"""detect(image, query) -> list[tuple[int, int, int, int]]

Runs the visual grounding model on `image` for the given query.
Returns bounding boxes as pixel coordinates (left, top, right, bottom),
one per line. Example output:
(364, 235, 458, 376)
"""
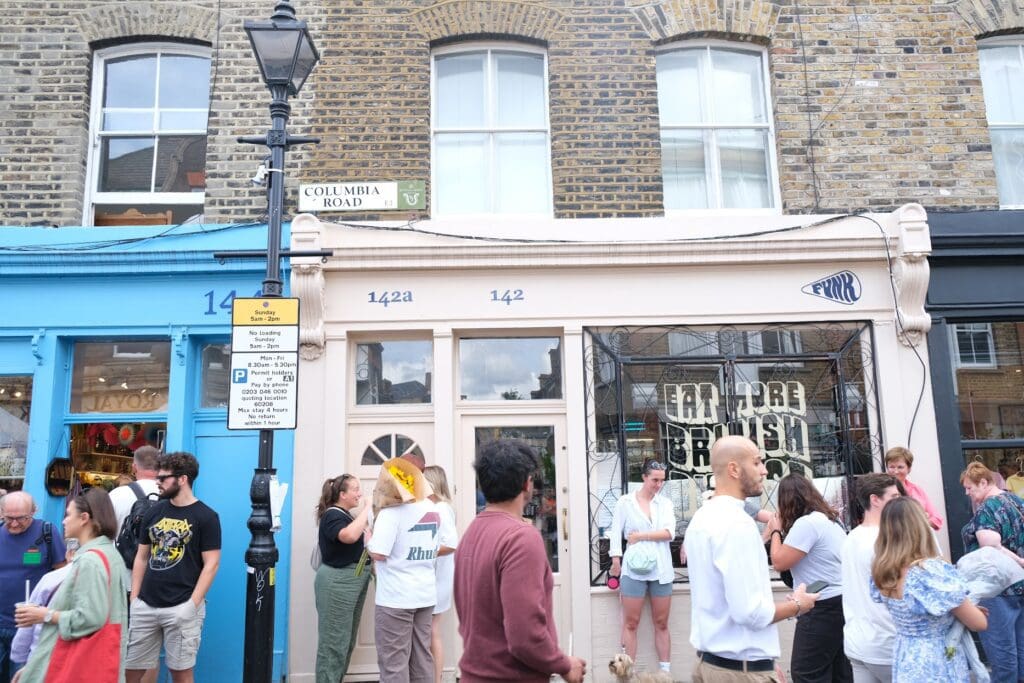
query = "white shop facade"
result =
(285, 204, 942, 682)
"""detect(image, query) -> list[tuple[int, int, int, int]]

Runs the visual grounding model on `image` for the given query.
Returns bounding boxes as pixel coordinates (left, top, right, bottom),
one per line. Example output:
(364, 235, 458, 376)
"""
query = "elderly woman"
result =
(14, 487, 127, 683)
(961, 462, 1024, 683)
(609, 459, 676, 676)
(885, 447, 942, 530)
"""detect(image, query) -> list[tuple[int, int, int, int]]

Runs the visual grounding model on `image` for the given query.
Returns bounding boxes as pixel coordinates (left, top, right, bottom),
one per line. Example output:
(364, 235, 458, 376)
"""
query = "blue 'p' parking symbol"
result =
(232, 369, 249, 384)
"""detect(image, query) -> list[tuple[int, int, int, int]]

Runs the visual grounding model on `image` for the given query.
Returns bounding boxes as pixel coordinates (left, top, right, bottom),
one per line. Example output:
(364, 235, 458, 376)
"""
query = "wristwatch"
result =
(43, 609, 55, 624)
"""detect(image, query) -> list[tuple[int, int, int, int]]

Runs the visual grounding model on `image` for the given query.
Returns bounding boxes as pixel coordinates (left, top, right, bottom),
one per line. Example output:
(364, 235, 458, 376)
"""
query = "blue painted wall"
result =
(0, 223, 294, 680)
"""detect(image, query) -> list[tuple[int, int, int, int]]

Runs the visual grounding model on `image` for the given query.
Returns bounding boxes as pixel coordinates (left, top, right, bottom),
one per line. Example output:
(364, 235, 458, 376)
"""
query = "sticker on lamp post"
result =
(228, 298, 300, 430)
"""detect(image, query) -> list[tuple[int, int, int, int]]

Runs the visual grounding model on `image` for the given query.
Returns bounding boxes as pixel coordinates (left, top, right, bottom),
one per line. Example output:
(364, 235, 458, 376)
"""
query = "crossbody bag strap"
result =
(85, 549, 114, 626)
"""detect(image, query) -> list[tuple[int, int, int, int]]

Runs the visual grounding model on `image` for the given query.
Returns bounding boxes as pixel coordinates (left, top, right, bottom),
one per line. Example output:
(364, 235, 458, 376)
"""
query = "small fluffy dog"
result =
(608, 653, 674, 683)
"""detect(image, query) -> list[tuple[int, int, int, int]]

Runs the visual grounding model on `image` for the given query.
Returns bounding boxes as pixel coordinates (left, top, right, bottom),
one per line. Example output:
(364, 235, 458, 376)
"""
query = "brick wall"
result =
(0, 0, 1017, 226)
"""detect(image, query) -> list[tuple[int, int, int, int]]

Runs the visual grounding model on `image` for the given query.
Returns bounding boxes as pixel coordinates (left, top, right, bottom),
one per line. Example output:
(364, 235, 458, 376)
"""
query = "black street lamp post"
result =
(237, 3, 320, 681)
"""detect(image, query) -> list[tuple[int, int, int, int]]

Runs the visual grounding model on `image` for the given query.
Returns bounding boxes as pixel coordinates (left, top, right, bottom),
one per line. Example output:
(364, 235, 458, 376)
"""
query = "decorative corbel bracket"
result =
(894, 203, 932, 347)
(31, 329, 45, 365)
(291, 214, 326, 360)
(172, 327, 189, 365)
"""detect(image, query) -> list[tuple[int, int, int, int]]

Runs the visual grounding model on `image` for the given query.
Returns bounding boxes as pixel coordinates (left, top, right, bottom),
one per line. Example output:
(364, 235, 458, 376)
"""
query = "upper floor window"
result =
(87, 43, 211, 226)
(656, 45, 778, 211)
(431, 45, 552, 216)
(979, 41, 1024, 208)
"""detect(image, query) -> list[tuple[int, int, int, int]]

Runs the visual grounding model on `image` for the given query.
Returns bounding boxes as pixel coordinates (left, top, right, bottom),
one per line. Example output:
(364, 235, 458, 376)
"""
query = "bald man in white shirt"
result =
(684, 436, 821, 682)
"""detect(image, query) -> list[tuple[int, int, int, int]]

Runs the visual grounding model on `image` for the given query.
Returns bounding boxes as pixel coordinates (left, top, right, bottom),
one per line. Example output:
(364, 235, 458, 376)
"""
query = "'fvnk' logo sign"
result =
(802, 270, 862, 305)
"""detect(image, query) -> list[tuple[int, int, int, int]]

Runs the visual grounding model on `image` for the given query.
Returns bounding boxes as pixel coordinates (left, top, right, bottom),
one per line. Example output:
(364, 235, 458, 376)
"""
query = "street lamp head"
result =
(244, 0, 320, 97)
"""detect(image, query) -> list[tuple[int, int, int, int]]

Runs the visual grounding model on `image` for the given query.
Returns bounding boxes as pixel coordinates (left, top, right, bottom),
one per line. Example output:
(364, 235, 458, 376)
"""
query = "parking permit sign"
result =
(228, 298, 300, 430)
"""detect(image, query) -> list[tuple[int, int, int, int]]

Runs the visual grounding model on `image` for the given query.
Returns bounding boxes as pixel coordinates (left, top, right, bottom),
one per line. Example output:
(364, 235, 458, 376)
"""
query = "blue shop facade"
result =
(0, 223, 293, 680)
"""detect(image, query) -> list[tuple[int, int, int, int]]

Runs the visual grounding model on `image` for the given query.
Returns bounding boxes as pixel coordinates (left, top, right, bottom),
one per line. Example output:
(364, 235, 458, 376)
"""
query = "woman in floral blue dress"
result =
(870, 498, 987, 682)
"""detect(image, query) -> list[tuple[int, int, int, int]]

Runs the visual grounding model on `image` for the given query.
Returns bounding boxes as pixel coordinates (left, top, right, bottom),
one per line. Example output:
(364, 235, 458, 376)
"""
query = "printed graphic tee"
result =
(138, 499, 221, 607)
(368, 499, 440, 609)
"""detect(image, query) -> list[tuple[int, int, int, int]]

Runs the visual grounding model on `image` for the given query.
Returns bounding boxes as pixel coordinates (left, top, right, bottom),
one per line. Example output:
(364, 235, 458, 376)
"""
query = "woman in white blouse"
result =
(609, 459, 677, 675)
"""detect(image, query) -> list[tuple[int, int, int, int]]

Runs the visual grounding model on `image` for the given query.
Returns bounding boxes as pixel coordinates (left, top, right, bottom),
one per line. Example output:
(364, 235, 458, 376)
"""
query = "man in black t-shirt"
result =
(125, 452, 221, 683)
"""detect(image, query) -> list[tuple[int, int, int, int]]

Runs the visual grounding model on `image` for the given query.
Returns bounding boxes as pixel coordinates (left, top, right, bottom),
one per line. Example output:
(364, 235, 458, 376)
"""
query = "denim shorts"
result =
(620, 574, 673, 598)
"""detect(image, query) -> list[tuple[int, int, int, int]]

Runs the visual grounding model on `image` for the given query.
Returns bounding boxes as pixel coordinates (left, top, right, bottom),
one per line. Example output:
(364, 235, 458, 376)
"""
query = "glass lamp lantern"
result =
(244, 1, 320, 96)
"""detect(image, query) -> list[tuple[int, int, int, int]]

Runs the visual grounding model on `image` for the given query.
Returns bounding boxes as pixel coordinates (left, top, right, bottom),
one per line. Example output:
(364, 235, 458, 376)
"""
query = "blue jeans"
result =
(0, 626, 17, 683)
(979, 594, 1024, 683)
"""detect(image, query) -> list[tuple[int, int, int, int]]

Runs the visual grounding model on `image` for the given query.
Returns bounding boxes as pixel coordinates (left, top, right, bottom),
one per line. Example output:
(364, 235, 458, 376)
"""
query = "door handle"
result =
(562, 508, 568, 541)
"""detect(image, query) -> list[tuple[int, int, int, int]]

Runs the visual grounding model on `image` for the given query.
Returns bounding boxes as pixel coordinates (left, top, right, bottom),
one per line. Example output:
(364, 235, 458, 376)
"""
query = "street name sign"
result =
(228, 298, 300, 430)
(298, 181, 426, 212)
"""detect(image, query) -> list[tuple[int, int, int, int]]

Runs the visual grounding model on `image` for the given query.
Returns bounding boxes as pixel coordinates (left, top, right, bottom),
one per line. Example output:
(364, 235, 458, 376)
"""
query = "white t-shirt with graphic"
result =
(368, 499, 440, 609)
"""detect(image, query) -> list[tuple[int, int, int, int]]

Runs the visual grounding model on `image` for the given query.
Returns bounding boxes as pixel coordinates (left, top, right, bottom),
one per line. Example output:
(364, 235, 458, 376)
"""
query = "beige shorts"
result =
(125, 597, 206, 672)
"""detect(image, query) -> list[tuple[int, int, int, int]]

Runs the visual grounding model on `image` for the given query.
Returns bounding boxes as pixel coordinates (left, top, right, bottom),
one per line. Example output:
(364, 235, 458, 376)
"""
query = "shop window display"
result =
(584, 323, 880, 584)
(68, 421, 166, 489)
(0, 376, 32, 493)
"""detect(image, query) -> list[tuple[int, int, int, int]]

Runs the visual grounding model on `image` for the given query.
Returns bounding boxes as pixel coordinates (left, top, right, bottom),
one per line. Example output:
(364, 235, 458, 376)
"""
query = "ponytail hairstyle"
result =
(871, 497, 938, 598)
(316, 474, 356, 521)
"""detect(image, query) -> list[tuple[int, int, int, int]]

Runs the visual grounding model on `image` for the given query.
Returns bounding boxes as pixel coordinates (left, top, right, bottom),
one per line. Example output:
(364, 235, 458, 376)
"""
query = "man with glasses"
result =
(0, 491, 66, 683)
(125, 452, 221, 683)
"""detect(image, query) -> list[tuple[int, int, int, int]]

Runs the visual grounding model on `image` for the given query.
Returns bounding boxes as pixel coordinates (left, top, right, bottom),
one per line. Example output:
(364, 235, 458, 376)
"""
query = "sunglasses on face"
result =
(155, 473, 180, 483)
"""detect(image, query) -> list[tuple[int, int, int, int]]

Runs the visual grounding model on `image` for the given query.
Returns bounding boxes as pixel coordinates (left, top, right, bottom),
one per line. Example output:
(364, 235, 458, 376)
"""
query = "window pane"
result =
(0, 376, 32, 488)
(955, 322, 1024, 439)
(434, 133, 488, 214)
(991, 128, 1024, 206)
(154, 135, 208, 192)
(159, 111, 208, 131)
(662, 130, 708, 209)
(656, 50, 703, 124)
(495, 132, 549, 213)
(70, 341, 172, 413)
(69, 421, 165, 489)
(100, 138, 154, 192)
(355, 341, 432, 405)
(158, 55, 211, 109)
(495, 53, 545, 128)
(460, 338, 562, 400)
(103, 112, 154, 132)
(200, 343, 230, 408)
(105, 55, 156, 108)
(980, 46, 1024, 123)
(711, 49, 766, 124)
(436, 53, 485, 128)
(718, 129, 772, 209)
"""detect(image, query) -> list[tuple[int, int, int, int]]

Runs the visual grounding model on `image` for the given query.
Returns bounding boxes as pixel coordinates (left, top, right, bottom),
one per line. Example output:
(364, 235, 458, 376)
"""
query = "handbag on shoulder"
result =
(45, 550, 121, 683)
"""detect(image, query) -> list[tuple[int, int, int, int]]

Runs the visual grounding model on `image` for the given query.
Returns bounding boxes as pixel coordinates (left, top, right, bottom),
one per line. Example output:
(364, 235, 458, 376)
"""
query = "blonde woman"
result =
(870, 498, 986, 682)
(423, 466, 457, 683)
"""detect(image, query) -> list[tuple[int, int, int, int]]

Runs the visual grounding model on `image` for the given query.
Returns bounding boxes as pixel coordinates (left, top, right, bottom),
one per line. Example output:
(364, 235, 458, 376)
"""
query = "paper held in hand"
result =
(372, 457, 433, 516)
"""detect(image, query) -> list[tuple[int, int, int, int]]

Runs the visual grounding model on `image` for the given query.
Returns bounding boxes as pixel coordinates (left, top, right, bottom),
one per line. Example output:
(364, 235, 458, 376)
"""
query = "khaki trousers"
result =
(693, 658, 781, 683)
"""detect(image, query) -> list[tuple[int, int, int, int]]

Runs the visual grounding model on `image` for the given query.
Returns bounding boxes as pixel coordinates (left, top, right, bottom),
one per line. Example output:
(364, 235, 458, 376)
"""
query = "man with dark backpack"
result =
(110, 446, 161, 570)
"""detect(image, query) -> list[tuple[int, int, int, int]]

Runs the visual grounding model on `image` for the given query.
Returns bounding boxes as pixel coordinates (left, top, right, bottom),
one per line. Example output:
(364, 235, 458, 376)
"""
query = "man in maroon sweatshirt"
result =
(454, 439, 586, 683)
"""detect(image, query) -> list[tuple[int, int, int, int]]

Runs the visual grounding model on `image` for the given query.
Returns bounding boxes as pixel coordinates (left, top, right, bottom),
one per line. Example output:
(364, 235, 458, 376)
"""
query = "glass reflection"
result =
(475, 425, 558, 571)
(70, 341, 172, 414)
(954, 321, 1024, 440)
(356, 341, 432, 405)
(0, 376, 32, 492)
(459, 337, 562, 400)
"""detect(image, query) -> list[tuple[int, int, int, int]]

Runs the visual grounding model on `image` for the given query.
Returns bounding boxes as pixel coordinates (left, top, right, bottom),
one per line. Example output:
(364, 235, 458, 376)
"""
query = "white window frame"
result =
(83, 42, 211, 226)
(951, 323, 997, 369)
(656, 40, 782, 215)
(430, 42, 553, 218)
(978, 37, 1024, 209)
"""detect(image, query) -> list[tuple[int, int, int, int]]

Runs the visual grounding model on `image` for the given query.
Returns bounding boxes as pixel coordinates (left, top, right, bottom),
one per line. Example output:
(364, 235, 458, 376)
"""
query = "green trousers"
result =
(315, 563, 371, 683)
